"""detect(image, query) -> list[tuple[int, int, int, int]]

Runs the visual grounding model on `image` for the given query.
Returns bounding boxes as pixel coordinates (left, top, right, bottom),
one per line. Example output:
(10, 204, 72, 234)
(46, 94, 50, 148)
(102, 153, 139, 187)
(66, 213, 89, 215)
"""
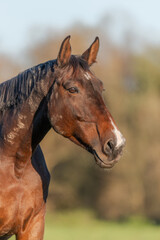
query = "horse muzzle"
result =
(93, 137, 126, 169)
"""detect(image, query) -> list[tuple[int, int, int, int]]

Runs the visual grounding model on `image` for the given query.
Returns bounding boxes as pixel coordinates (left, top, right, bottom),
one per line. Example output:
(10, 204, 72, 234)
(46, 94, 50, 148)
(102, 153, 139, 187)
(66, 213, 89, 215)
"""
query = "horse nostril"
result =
(104, 139, 115, 155)
(107, 140, 114, 151)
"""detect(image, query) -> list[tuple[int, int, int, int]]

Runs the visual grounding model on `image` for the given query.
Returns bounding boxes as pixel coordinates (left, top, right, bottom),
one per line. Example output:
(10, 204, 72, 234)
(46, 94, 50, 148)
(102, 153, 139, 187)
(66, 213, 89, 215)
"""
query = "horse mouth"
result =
(93, 150, 123, 169)
(70, 135, 124, 169)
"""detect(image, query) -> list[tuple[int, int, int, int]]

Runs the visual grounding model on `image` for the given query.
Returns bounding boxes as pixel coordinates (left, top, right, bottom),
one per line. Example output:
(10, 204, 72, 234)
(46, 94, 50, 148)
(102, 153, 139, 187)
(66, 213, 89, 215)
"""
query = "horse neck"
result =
(31, 97, 51, 151)
(0, 68, 55, 160)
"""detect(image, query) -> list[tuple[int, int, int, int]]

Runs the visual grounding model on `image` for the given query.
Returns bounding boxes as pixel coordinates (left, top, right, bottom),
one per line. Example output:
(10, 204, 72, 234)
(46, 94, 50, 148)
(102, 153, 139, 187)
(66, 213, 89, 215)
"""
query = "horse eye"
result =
(68, 87, 78, 93)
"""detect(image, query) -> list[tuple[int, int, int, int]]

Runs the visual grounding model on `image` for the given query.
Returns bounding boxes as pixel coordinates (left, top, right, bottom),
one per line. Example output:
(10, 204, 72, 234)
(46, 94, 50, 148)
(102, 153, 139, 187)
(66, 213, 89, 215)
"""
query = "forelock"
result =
(68, 55, 89, 73)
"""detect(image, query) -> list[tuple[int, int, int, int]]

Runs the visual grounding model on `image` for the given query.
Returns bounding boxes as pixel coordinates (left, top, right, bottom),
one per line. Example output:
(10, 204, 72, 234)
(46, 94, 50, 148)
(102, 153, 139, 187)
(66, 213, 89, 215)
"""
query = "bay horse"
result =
(0, 36, 125, 239)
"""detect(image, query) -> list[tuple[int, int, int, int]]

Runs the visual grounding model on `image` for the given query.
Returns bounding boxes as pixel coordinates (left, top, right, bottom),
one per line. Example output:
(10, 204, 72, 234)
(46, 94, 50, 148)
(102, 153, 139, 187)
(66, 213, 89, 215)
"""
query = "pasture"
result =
(11, 209, 160, 240)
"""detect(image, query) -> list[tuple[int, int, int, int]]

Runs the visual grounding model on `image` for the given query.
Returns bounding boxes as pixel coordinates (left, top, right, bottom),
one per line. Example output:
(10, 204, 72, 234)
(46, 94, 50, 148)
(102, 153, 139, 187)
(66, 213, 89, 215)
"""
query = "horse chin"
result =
(93, 150, 121, 169)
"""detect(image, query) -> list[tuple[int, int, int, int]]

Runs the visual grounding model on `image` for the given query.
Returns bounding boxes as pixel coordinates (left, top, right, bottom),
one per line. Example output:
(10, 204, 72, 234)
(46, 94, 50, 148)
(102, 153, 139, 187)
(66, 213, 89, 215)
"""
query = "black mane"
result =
(0, 55, 88, 112)
(0, 60, 56, 111)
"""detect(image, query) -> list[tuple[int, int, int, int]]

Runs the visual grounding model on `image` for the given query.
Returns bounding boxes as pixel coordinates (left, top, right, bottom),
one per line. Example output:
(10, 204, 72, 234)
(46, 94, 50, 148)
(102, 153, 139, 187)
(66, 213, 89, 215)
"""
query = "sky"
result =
(0, 0, 160, 56)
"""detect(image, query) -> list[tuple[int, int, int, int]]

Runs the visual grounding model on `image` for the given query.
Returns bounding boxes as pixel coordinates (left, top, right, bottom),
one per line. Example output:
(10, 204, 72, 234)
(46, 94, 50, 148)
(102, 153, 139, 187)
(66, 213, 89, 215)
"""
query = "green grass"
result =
(44, 210, 160, 240)
(11, 209, 160, 240)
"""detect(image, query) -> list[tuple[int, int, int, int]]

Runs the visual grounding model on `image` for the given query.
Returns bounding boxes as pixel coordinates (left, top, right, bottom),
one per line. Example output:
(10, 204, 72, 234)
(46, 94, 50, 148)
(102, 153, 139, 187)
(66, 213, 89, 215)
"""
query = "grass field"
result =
(11, 209, 160, 240)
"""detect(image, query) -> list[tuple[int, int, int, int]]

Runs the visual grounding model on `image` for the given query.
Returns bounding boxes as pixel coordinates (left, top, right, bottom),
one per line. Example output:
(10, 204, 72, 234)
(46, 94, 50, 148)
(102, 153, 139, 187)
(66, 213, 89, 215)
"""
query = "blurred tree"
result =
(0, 55, 20, 83)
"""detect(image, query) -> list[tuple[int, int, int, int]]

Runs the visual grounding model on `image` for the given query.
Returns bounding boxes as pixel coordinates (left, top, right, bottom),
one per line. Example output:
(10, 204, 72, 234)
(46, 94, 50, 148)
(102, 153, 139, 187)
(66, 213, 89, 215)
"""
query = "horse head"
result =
(48, 36, 126, 168)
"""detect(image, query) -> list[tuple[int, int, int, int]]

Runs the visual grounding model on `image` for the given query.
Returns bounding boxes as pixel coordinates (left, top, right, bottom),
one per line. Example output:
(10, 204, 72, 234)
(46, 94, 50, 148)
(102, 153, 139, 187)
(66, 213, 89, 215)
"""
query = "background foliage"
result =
(1, 19, 160, 223)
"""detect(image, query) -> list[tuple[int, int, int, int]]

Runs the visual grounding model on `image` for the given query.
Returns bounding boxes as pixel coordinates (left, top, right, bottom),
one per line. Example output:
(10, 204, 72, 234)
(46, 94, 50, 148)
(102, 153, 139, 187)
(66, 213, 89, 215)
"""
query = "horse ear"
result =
(57, 36, 71, 67)
(81, 37, 99, 66)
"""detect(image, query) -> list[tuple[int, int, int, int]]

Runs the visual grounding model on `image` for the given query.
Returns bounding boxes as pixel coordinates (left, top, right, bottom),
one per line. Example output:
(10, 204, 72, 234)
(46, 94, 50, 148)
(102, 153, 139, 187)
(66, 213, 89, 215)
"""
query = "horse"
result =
(0, 36, 125, 239)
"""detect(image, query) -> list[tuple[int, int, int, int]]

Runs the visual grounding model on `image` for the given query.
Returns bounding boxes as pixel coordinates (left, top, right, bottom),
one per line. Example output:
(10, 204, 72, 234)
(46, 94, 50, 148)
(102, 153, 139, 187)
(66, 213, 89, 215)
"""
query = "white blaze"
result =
(84, 72, 91, 80)
(110, 118, 125, 148)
